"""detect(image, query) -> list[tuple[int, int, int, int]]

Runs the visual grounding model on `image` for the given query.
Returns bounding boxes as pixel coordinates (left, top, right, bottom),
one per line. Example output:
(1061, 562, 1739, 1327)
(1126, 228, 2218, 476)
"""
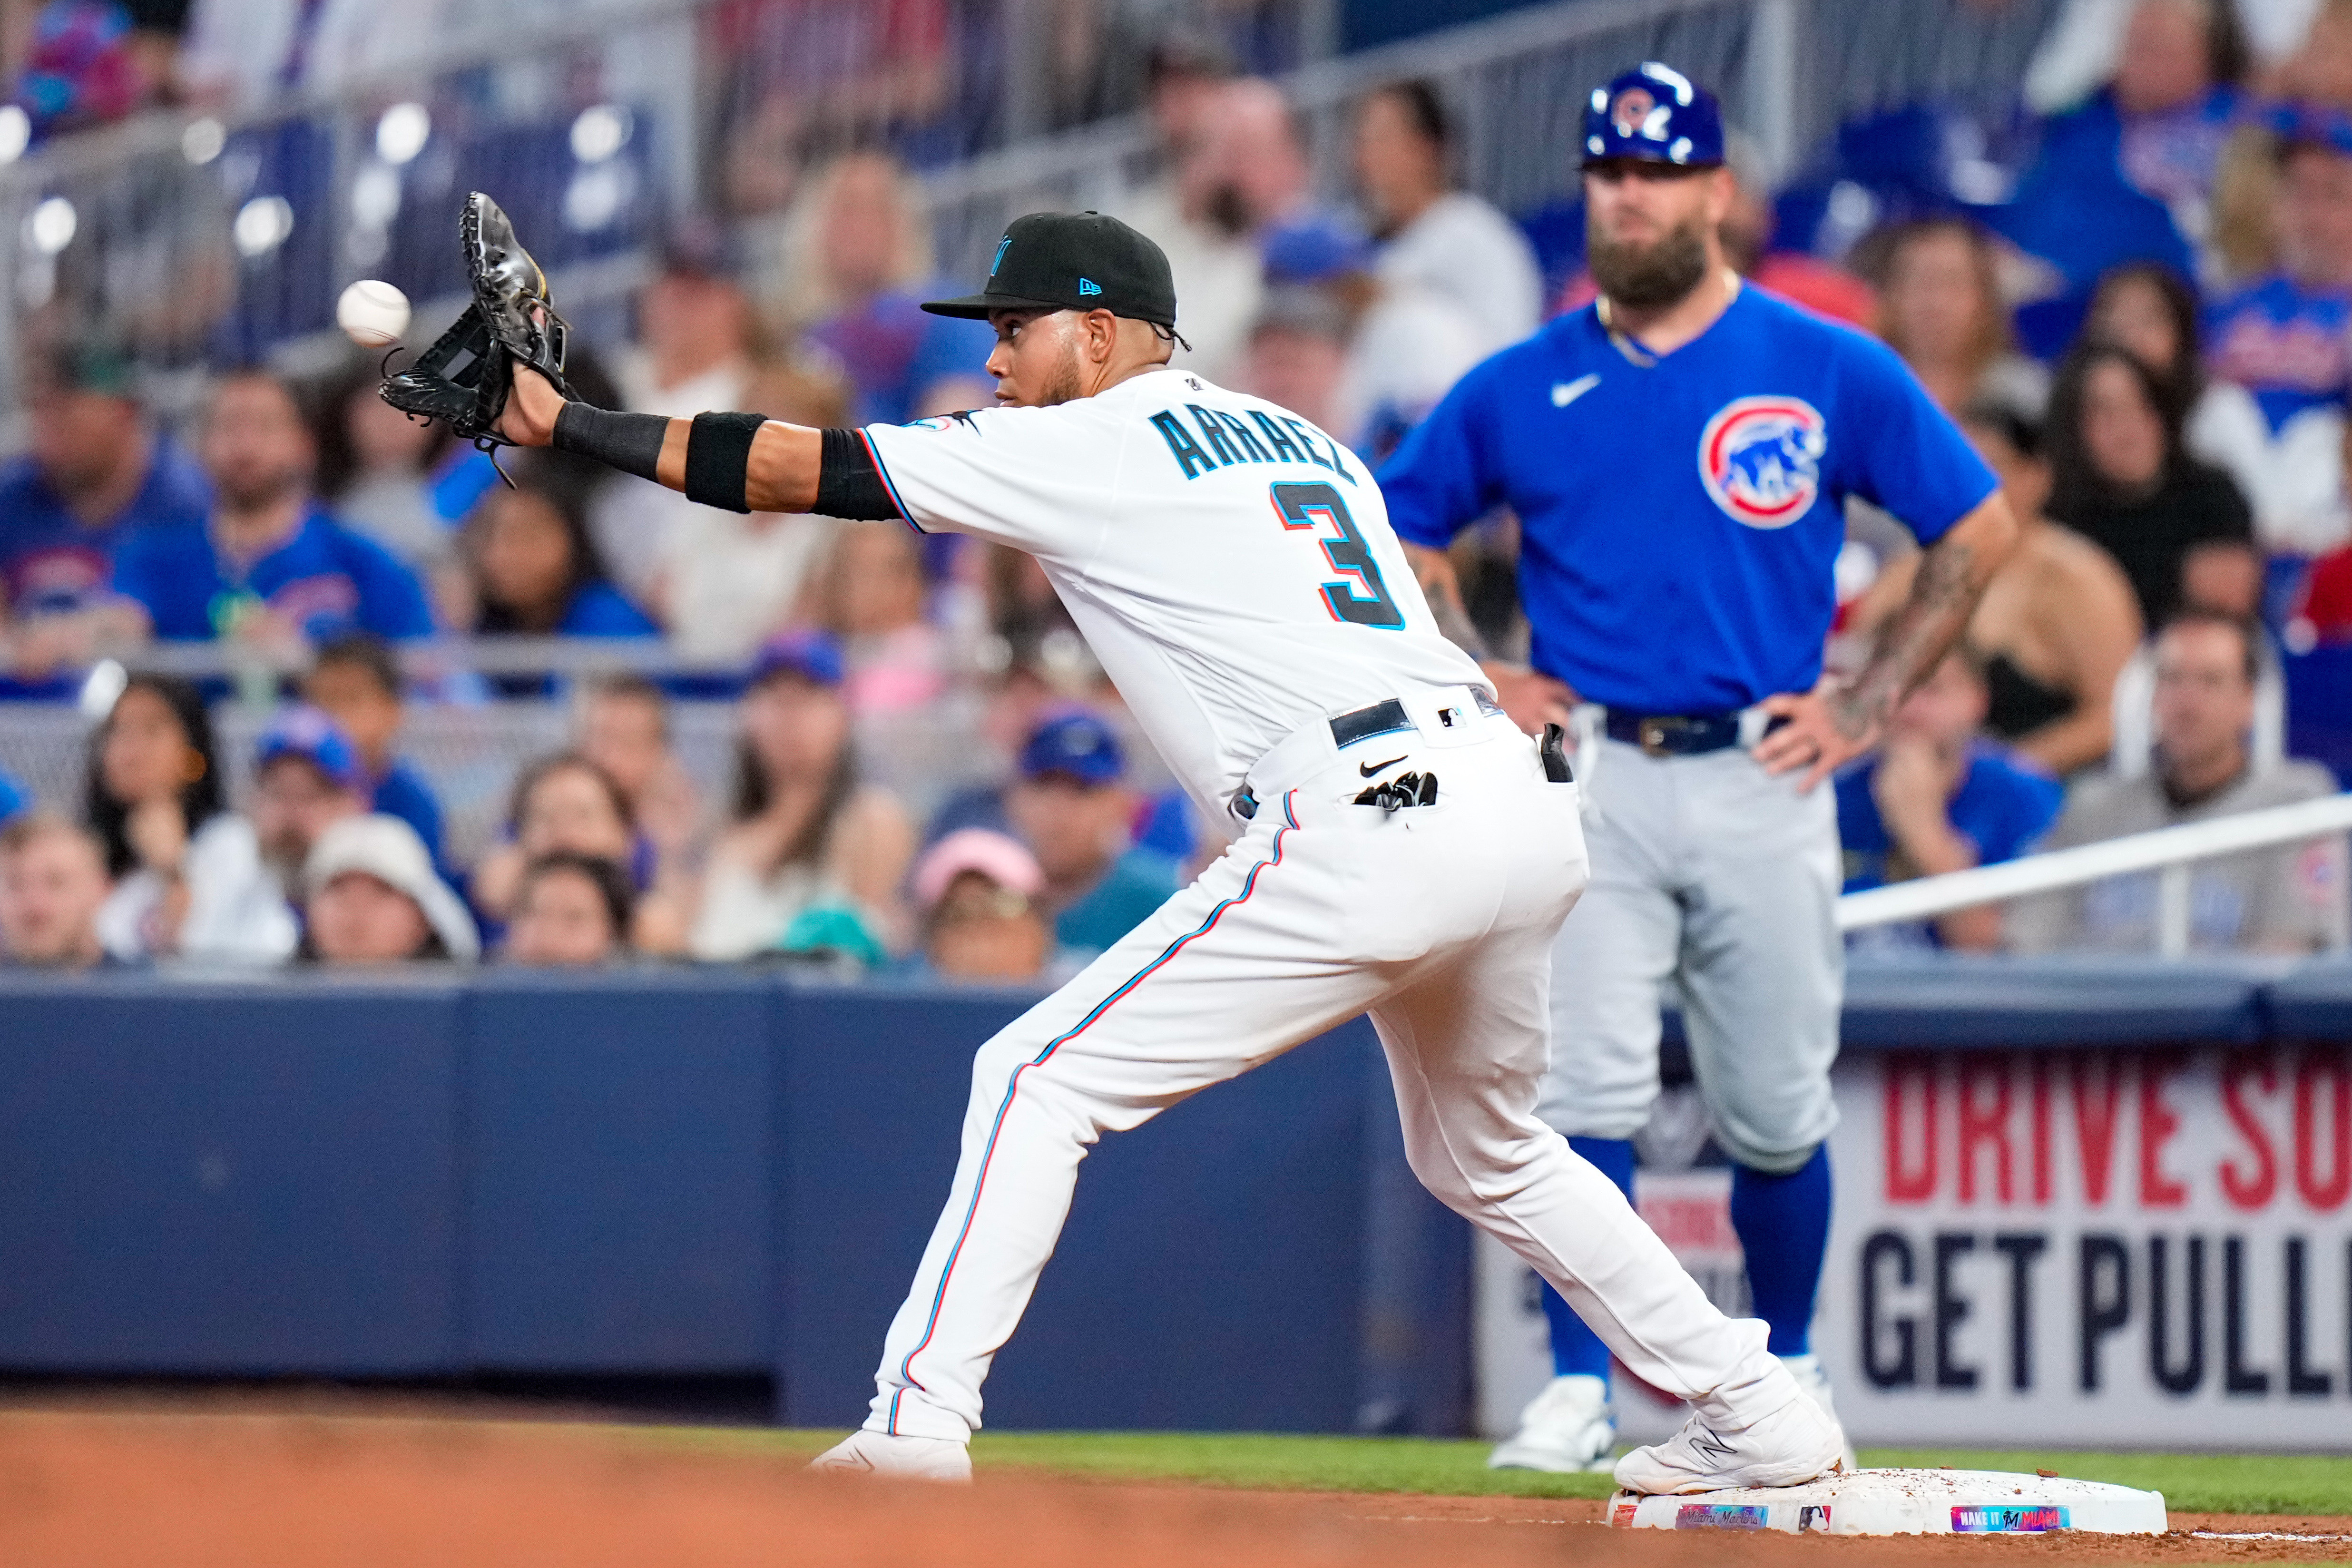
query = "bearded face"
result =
(1587, 202, 1713, 309)
(1034, 331, 1088, 408)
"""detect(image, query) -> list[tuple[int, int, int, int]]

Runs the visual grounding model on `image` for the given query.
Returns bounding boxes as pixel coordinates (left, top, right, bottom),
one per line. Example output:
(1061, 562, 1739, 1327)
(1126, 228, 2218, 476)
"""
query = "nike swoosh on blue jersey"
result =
(1551, 374, 1601, 409)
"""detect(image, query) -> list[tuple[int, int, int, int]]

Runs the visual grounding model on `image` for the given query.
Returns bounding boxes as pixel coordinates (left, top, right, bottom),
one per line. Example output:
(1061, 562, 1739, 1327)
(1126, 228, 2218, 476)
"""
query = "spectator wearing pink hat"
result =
(909, 829, 1052, 984)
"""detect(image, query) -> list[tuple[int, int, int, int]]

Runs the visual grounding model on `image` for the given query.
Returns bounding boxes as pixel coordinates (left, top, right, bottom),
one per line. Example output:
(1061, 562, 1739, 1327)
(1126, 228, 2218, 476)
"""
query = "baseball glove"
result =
(380, 191, 574, 452)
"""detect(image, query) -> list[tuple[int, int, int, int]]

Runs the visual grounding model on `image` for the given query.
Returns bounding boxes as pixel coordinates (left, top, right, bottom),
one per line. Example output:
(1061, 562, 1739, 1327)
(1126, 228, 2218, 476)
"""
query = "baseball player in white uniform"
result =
(494, 209, 1842, 1491)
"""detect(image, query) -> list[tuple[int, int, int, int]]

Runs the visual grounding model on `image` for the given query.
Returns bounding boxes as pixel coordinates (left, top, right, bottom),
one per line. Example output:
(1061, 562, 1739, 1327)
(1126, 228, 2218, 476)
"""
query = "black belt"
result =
(1604, 709, 1778, 757)
(1234, 692, 1507, 819)
(1329, 697, 1414, 749)
(1329, 692, 1503, 750)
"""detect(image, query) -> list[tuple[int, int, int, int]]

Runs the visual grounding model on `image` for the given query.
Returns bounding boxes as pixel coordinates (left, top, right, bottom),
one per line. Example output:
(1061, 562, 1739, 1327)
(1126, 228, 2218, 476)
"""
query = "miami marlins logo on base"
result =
(1698, 396, 1827, 529)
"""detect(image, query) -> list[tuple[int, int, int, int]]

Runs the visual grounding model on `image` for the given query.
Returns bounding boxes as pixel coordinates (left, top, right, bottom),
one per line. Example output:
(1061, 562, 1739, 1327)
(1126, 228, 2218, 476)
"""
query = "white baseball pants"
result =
(864, 697, 1789, 1441)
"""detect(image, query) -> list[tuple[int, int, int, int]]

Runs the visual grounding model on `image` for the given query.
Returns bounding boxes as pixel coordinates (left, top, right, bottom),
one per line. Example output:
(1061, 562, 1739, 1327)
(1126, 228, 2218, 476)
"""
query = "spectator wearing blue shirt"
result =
(110, 370, 436, 652)
(0, 342, 208, 682)
(304, 632, 445, 872)
(1995, 0, 2250, 333)
(1837, 649, 2065, 951)
(1002, 710, 1180, 958)
(2203, 109, 2352, 456)
(467, 455, 659, 641)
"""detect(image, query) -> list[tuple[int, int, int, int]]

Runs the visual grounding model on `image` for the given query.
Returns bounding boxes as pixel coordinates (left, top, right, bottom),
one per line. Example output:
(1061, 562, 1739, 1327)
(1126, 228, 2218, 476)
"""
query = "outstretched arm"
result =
(1754, 491, 2019, 791)
(498, 365, 825, 513)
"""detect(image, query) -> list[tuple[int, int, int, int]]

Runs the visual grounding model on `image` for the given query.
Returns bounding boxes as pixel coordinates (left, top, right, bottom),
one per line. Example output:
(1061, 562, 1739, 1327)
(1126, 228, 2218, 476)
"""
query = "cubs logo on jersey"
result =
(1697, 396, 1827, 529)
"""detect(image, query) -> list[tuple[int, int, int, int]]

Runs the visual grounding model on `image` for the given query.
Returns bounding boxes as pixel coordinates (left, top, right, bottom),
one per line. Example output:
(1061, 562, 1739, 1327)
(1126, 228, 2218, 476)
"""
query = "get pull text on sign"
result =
(1814, 1046, 2352, 1448)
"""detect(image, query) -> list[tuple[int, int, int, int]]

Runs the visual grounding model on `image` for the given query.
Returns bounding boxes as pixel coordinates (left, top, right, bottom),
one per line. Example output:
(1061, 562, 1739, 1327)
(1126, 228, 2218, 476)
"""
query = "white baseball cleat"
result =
(807, 1429, 973, 1483)
(1486, 1373, 1617, 1472)
(1610, 1388, 1844, 1495)
(1777, 1351, 1861, 1472)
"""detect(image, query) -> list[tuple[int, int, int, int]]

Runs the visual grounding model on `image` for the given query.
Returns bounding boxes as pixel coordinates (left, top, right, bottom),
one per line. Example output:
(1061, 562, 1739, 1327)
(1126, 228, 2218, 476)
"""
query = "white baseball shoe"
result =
(1486, 1373, 1617, 1472)
(807, 1429, 973, 1483)
(1777, 1351, 1861, 1471)
(1610, 1387, 1843, 1495)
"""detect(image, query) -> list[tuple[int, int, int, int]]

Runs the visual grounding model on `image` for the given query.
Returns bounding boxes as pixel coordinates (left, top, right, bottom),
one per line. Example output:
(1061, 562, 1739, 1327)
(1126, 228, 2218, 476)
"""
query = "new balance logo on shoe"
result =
(1689, 1428, 1740, 1464)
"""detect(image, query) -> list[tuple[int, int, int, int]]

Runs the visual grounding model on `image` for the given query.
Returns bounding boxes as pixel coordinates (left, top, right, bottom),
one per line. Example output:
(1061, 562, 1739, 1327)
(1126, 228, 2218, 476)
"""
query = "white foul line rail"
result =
(1834, 791, 2352, 958)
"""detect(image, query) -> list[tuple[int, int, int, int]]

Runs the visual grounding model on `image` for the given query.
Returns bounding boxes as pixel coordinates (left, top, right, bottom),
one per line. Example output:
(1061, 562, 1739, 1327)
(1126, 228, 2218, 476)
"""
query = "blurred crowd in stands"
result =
(1, 0, 2351, 976)
(0, 0, 1309, 167)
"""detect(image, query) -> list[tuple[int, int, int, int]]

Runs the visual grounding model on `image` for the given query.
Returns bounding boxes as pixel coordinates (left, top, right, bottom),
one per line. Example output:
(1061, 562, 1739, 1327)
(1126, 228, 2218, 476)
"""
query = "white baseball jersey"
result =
(838, 361, 1814, 1468)
(860, 367, 1485, 814)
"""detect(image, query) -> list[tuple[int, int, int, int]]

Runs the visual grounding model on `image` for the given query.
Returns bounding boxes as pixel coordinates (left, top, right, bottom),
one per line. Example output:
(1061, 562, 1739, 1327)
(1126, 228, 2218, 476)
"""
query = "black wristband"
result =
(551, 401, 667, 483)
(683, 410, 766, 513)
(813, 427, 903, 521)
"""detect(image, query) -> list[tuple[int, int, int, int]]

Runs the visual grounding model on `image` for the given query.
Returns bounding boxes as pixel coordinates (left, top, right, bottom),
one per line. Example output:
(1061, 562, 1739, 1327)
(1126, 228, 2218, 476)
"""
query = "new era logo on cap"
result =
(1078, 277, 1102, 296)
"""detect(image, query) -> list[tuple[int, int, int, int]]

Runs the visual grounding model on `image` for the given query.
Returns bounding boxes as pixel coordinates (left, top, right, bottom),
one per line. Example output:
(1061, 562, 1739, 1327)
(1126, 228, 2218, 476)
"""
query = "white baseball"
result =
(337, 279, 411, 348)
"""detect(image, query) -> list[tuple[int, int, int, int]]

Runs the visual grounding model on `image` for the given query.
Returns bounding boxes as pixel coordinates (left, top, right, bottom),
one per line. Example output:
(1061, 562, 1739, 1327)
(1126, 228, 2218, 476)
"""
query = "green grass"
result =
(646, 1429, 2352, 1514)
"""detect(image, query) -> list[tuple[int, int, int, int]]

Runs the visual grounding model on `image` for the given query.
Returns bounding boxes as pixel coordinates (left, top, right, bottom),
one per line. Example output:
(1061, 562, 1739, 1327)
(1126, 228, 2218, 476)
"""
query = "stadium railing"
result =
(0, 0, 2060, 423)
(1837, 791, 2352, 957)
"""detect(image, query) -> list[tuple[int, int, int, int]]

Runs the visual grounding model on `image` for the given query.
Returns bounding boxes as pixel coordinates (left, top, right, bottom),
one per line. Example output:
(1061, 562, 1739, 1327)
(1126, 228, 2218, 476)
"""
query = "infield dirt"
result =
(0, 1410, 2345, 1566)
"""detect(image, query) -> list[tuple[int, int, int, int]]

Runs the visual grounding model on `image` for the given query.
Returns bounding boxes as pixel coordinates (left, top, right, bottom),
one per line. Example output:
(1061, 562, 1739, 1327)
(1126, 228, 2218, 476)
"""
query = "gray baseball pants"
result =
(1536, 735, 1843, 1172)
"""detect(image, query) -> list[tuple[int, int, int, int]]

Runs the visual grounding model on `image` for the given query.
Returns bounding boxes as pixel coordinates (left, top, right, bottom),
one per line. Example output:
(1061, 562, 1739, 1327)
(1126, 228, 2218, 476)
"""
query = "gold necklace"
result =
(1595, 295, 1658, 368)
(1596, 268, 1742, 368)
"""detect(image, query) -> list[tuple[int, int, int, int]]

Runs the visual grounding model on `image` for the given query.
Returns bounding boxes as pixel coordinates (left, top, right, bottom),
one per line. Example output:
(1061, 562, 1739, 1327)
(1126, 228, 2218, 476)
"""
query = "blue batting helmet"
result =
(1582, 62, 1725, 169)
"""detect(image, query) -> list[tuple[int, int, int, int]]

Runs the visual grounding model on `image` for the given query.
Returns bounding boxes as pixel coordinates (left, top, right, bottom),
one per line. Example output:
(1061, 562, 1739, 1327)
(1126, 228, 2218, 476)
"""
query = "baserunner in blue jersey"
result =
(1379, 62, 2018, 1472)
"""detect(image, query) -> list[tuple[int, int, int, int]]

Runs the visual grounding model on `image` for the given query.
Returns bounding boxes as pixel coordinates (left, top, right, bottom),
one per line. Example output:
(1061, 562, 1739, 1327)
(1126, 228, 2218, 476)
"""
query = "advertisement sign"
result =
(1820, 1045, 2350, 1447)
(1473, 1048, 2352, 1448)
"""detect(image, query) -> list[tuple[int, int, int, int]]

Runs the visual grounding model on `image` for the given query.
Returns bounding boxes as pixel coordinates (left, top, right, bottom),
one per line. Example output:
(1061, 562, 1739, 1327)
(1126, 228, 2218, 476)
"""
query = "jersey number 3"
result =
(1271, 481, 1404, 630)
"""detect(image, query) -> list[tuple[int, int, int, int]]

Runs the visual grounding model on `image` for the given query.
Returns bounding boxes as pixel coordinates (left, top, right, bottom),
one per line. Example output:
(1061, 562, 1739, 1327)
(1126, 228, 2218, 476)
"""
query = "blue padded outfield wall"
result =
(0, 956, 2346, 1434)
(0, 970, 1467, 1433)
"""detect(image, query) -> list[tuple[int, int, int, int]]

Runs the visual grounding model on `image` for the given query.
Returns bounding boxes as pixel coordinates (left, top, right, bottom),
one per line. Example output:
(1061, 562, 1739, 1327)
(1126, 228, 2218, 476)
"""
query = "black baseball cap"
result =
(922, 211, 1178, 330)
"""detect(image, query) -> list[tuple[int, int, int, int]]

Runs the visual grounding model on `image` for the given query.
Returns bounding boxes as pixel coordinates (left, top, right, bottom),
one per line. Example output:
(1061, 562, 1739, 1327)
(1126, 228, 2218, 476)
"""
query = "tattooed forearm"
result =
(1833, 537, 1981, 739)
(1409, 548, 1492, 661)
